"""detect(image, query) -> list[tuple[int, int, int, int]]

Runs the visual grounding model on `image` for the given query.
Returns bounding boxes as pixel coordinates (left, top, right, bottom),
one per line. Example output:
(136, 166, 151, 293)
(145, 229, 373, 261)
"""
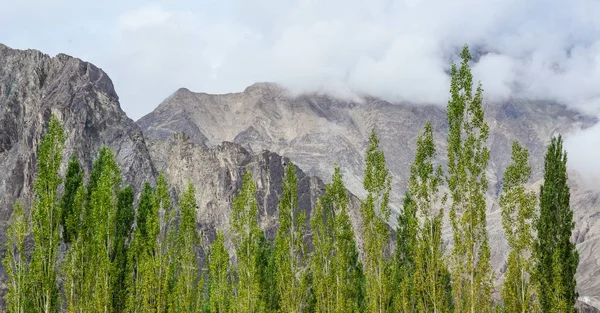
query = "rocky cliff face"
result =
(0, 44, 365, 309)
(145, 132, 364, 256)
(138, 82, 600, 308)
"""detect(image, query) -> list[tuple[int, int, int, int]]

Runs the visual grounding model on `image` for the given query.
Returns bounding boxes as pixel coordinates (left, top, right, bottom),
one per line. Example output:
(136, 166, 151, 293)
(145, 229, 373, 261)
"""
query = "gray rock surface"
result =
(146, 132, 364, 257)
(138, 82, 600, 308)
(0, 43, 158, 307)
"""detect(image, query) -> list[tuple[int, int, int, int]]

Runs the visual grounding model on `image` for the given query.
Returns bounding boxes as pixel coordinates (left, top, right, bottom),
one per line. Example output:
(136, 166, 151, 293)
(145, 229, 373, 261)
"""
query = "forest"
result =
(3, 45, 579, 313)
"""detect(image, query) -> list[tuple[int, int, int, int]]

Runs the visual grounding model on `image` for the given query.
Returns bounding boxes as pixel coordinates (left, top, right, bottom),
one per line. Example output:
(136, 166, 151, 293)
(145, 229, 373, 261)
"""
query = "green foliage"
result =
(257, 232, 280, 313)
(446, 44, 494, 313)
(29, 114, 65, 313)
(112, 186, 135, 313)
(170, 182, 200, 313)
(310, 199, 335, 313)
(87, 147, 122, 312)
(535, 135, 578, 313)
(61, 155, 84, 244)
(500, 142, 538, 313)
(275, 163, 308, 313)
(361, 129, 392, 313)
(410, 122, 451, 313)
(209, 231, 232, 313)
(232, 171, 262, 313)
(394, 193, 418, 312)
(4, 201, 29, 313)
(326, 166, 365, 313)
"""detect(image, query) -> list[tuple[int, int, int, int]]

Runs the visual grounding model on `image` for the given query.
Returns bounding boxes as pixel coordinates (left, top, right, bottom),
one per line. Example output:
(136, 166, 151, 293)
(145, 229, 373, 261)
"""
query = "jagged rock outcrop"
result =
(146, 132, 363, 255)
(0, 44, 157, 306)
(138, 82, 600, 308)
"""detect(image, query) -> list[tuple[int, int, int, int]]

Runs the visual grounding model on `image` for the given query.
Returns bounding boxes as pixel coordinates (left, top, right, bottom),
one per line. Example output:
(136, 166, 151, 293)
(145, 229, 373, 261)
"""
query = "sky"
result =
(1, 0, 600, 182)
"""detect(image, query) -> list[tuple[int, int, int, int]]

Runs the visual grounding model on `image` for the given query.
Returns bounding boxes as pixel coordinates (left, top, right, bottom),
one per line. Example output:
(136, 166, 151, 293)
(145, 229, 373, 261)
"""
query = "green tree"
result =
(61, 154, 84, 244)
(499, 142, 538, 313)
(274, 163, 308, 313)
(535, 135, 578, 313)
(257, 232, 279, 313)
(125, 182, 155, 313)
(393, 193, 418, 312)
(231, 171, 262, 313)
(361, 129, 392, 313)
(446, 44, 494, 313)
(170, 182, 200, 313)
(310, 198, 335, 313)
(4, 201, 30, 313)
(29, 114, 65, 313)
(410, 122, 451, 313)
(87, 147, 122, 312)
(63, 186, 87, 313)
(137, 174, 174, 313)
(326, 166, 365, 313)
(112, 186, 135, 313)
(209, 231, 232, 313)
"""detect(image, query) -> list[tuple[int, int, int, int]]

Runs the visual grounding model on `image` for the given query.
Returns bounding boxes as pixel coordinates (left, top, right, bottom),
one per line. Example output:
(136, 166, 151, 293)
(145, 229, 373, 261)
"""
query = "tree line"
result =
(3, 44, 579, 313)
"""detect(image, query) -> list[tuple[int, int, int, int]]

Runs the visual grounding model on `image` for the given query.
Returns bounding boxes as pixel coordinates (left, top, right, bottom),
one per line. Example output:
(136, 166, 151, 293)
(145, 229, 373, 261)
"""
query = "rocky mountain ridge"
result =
(0, 44, 352, 309)
(138, 81, 600, 309)
(0, 43, 598, 310)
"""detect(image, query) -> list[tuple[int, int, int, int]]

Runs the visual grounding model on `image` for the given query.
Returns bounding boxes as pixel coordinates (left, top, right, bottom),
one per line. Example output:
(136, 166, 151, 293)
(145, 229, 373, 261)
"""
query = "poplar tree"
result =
(209, 231, 232, 313)
(170, 182, 199, 313)
(446, 44, 494, 313)
(231, 171, 262, 313)
(112, 186, 135, 313)
(274, 163, 308, 313)
(310, 198, 335, 313)
(257, 232, 279, 313)
(393, 193, 418, 312)
(499, 142, 538, 313)
(410, 122, 451, 313)
(535, 135, 578, 313)
(87, 147, 122, 312)
(61, 155, 84, 244)
(29, 114, 65, 313)
(63, 185, 87, 313)
(136, 174, 173, 313)
(125, 182, 155, 313)
(361, 129, 392, 313)
(4, 201, 29, 313)
(327, 166, 365, 313)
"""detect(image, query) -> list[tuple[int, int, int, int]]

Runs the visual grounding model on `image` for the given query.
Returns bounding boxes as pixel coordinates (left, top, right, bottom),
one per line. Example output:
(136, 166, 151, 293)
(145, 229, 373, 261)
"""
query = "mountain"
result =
(138, 82, 600, 308)
(0, 44, 355, 308)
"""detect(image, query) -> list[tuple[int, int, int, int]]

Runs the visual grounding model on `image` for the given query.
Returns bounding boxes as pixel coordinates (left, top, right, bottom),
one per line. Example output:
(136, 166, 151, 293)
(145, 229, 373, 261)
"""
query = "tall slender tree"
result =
(535, 135, 578, 313)
(327, 166, 365, 313)
(500, 142, 538, 313)
(310, 198, 335, 313)
(29, 114, 65, 313)
(446, 44, 494, 313)
(87, 147, 122, 312)
(112, 186, 135, 313)
(170, 182, 200, 313)
(361, 129, 392, 313)
(410, 122, 451, 313)
(394, 192, 418, 312)
(257, 231, 279, 313)
(125, 182, 155, 313)
(63, 185, 87, 312)
(61, 155, 84, 244)
(274, 163, 308, 313)
(231, 171, 262, 313)
(209, 231, 233, 313)
(4, 201, 29, 313)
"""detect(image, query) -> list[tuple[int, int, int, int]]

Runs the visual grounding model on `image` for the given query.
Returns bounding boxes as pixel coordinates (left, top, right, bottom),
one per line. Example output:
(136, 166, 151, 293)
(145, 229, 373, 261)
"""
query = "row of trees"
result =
(3, 44, 579, 313)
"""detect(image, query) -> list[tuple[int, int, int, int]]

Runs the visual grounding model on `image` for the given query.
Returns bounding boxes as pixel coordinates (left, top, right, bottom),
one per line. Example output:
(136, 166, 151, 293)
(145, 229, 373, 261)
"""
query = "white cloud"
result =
(2, 0, 600, 182)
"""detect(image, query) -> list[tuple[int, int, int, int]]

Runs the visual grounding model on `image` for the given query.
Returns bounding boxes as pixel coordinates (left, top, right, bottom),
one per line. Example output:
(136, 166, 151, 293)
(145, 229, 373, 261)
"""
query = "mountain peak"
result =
(243, 82, 285, 95)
